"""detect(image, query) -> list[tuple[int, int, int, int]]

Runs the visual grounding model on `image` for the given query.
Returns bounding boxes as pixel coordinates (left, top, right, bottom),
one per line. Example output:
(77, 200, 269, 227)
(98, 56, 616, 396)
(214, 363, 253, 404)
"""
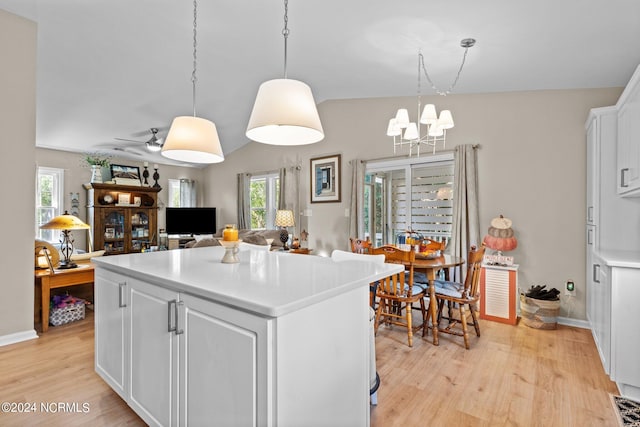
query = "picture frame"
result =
(105, 227, 115, 239)
(310, 154, 341, 203)
(110, 164, 141, 182)
(117, 193, 131, 205)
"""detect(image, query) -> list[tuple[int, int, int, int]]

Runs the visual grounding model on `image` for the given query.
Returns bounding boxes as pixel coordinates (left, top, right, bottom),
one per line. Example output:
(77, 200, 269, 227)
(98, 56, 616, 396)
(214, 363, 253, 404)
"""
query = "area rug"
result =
(611, 394, 640, 427)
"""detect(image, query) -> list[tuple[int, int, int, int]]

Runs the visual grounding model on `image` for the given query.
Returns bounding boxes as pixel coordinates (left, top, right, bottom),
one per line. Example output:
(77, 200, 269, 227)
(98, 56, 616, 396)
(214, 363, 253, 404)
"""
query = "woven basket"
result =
(520, 295, 560, 330)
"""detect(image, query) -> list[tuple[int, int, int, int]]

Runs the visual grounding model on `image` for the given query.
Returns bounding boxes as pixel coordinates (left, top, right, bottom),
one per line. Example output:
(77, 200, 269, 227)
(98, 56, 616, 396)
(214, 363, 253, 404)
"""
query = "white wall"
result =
(203, 88, 622, 320)
(0, 10, 37, 339)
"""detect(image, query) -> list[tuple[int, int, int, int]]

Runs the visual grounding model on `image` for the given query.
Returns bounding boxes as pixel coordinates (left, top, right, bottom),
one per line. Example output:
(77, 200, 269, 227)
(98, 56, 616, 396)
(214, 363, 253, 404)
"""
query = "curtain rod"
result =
(357, 144, 480, 165)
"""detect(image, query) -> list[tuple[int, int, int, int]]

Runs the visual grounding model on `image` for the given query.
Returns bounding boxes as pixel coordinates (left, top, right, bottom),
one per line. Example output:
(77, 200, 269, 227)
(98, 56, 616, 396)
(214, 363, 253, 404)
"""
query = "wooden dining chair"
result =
(370, 245, 427, 347)
(350, 237, 372, 254)
(434, 245, 486, 349)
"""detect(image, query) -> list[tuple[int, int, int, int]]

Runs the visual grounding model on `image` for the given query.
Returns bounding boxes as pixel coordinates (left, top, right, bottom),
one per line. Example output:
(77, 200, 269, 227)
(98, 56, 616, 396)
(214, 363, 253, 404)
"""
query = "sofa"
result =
(184, 228, 284, 250)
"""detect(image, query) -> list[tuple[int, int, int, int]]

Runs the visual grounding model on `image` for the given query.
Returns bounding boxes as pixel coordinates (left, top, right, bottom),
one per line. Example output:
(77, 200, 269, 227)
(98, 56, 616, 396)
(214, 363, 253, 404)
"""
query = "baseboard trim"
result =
(0, 329, 38, 347)
(557, 316, 590, 329)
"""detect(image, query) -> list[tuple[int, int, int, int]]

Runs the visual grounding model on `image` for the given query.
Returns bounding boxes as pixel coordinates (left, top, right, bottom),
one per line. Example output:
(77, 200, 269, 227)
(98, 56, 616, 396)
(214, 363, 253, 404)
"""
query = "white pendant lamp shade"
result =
(386, 118, 401, 136)
(420, 104, 438, 125)
(438, 110, 454, 129)
(428, 124, 444, 137)
(394, 108, 410, 129)
(403, 122, 419, 140)
(246, 79, 324, 145)
(161, 116, 225, 164)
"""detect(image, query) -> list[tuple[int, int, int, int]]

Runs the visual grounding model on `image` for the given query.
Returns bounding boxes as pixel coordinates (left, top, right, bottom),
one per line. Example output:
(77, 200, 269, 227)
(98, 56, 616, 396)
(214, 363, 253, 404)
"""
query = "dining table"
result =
(411, 253, 465, 345)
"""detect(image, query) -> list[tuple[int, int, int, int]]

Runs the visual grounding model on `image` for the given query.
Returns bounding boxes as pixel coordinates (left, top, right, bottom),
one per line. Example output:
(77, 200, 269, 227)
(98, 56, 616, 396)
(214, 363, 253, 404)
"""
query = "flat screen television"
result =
(165, 207, 217, 236)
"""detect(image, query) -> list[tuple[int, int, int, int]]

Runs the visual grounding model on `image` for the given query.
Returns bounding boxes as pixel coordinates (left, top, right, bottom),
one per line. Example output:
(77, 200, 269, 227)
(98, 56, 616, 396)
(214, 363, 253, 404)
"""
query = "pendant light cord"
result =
(282, 0, 289, 79)
(419, 39, 474, 96)
(192, 0, 199, 116)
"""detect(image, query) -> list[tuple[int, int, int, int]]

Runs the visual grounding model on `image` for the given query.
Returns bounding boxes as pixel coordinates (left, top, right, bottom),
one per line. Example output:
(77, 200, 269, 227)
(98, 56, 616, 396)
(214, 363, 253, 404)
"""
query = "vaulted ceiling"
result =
(2, 0, 640, 166)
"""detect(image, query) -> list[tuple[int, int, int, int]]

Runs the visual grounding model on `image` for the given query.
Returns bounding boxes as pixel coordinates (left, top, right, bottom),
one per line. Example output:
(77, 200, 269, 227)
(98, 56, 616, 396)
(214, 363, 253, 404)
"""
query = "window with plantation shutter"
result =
(409, 163, 454, 239)
(365, 154, 453, 246)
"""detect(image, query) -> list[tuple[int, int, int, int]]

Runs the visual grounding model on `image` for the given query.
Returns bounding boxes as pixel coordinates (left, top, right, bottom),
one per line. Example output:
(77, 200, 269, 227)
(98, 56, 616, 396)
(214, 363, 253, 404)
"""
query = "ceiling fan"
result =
(115, 128, 164, 152)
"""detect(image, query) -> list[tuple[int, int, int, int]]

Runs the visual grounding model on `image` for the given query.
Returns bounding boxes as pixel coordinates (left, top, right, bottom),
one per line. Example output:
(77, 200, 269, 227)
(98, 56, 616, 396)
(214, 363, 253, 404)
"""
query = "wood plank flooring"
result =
(0, 312, 619, 426)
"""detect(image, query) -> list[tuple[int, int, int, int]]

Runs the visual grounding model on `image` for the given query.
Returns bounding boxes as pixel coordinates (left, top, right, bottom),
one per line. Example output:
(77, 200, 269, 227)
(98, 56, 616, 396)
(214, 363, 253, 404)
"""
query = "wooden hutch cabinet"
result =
(85, 183, 160, 255)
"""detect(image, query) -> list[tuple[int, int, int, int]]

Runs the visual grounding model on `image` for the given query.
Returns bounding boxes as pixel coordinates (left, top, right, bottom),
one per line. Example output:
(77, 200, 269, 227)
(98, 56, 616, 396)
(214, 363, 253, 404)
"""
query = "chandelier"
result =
(387, 38, 475, 156)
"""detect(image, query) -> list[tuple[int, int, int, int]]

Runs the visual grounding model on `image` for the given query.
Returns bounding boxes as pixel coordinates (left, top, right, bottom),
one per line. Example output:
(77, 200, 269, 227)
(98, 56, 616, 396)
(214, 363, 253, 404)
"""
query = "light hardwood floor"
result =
(0, 312, 620, 426)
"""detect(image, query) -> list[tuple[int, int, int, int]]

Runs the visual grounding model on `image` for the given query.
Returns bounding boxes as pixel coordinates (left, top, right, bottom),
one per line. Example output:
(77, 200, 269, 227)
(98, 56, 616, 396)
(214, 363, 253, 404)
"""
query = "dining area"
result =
(344, 237, 486, 350)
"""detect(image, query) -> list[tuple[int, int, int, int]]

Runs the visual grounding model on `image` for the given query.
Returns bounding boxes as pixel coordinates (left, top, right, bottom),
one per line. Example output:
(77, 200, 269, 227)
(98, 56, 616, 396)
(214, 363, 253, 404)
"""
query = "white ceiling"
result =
(2, 0, 640, 166)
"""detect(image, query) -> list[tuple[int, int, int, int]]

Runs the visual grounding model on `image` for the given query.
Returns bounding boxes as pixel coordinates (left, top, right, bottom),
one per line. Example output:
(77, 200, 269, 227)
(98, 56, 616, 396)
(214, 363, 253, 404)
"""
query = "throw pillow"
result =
(242, 234, 268, 246)
(192, 238, 221, 248)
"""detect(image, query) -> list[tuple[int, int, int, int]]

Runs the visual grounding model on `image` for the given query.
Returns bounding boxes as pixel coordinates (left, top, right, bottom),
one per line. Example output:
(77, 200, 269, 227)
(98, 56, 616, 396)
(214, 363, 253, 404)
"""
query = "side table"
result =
(34, 262, 95, 332)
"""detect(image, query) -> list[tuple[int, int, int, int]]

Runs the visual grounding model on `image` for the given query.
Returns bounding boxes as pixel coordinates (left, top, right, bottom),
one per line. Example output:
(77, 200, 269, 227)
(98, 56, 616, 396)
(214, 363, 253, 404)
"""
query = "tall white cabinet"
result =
(586, 65, 640, 401)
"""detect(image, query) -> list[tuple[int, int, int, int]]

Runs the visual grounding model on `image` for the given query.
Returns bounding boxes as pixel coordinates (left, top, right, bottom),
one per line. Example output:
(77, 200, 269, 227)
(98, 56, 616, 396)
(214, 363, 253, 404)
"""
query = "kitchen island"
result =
(93, 246, 402, 427)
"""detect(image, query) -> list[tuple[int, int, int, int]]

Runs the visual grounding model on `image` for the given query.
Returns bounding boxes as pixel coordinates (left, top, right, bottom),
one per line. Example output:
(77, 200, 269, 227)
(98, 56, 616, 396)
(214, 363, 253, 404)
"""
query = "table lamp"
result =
(274, 209, 295, 250)
(40, 211, 90, 269)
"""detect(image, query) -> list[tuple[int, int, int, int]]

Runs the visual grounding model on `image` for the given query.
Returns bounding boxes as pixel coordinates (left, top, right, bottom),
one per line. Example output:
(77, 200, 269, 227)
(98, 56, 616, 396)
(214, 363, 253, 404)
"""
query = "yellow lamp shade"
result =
(40, 212, 89, 230)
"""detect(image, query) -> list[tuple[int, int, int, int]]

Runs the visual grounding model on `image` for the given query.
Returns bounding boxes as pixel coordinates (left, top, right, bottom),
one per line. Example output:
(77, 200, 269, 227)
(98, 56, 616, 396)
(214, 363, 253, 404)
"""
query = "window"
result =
(167, 179, 196, 208)
(35, 167, 64, 242)
(249, 172, 280, 230)
(365, 154, 454, 246)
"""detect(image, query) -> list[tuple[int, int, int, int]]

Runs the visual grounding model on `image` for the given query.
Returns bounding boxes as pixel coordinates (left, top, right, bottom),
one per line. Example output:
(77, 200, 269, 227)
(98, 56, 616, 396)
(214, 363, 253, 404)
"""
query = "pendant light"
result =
(246, 0, 324, 146)
(162, 0, 225, 164)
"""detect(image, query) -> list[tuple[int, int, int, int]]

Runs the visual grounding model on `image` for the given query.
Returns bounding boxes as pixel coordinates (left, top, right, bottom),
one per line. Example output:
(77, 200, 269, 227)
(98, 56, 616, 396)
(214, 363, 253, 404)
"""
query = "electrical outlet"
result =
(565, 280, 575, 296)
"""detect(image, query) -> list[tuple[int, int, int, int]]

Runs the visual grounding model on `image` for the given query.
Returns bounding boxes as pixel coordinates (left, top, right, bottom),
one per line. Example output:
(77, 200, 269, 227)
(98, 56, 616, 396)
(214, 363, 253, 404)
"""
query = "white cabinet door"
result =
(179, 293, 270, 427)
(94, 269, 129, 400)
(610, 267, 640, 393)
(590, 256, 611, 375)
(617, 67, 640, 196)
(128, 279, 180, 427)
(586, 116, 599, 226)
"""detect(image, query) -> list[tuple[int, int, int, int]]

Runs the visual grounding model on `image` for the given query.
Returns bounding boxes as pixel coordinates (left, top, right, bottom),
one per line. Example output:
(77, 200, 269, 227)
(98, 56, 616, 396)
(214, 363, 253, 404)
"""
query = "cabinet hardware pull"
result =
(587, 206, 593, 223)
(175, 301, 185, 335)
(168, 300, 177, 332)
(118, 282, 127, 308)
(621, 168, 629, 188)
(587, 228, 593, 246)
(593, 264, 600, 283)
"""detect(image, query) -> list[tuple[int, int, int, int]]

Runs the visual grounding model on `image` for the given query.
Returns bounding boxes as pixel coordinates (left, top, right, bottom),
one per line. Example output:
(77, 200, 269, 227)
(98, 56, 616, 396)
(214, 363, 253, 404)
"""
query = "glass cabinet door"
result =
(103, 210, 125, 254)
(130, 210, 150, 252)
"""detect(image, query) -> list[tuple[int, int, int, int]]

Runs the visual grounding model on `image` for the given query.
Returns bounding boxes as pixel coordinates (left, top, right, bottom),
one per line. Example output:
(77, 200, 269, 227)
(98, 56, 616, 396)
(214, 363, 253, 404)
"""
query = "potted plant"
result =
(83, 154, 111, 183)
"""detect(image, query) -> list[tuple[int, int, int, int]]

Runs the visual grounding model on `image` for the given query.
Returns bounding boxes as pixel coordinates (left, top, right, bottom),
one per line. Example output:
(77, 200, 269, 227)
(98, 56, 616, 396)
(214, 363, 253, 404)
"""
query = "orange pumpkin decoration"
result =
(482, 235, 518, 252)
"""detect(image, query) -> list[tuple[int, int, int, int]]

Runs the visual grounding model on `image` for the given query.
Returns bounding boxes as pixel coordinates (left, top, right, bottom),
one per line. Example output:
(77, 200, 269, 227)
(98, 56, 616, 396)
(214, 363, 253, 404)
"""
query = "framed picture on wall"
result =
(110, 164, 141, 182)
(310, 154, 341, 203)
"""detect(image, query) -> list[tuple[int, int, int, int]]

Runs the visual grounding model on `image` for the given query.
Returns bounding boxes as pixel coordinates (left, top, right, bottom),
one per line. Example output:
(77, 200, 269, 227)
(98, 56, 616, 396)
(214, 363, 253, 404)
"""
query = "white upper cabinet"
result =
(617, 65, 640, 196)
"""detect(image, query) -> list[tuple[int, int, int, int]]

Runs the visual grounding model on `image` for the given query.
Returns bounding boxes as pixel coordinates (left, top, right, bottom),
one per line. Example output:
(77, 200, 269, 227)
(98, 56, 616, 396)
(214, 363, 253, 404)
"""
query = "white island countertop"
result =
(93, 246, 402, 317)
(597, 249, 640, 269)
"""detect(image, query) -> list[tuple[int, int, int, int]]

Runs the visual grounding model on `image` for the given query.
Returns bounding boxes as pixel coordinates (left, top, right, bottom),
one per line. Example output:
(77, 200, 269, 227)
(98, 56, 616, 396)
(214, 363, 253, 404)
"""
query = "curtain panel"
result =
(237, 173, 251, 229)
(449, 144, 480, 281)
(349, 159, 366, 240)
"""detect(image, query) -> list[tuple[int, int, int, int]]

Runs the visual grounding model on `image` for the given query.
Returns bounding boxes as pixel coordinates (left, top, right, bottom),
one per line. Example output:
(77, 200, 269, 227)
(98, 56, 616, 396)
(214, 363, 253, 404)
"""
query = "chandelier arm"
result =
(191, 0, 198, 117)
(282, 0, 289, 79)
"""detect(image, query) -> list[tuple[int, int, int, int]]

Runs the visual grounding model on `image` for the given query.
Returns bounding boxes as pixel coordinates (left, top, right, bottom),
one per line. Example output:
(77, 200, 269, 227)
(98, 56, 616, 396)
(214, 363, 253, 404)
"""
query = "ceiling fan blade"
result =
(115, 137, 145, 144)
(131, 126, 169, 138)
